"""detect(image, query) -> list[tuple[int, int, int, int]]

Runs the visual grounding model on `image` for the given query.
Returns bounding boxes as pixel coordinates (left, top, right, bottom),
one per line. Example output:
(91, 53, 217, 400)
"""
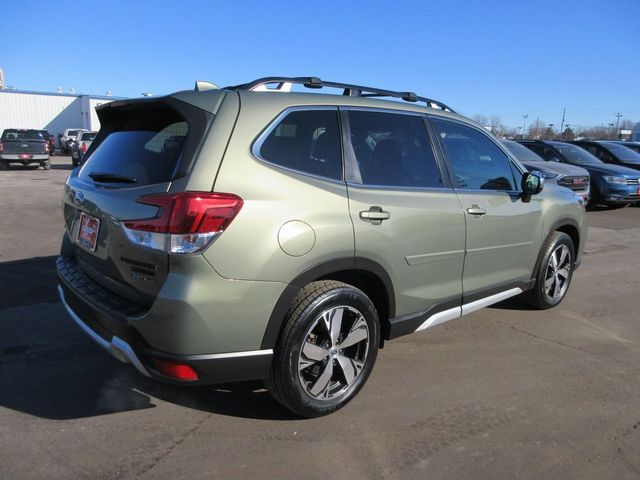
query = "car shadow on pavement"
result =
(51, 163, 74, 171)
(489, 297, 538, 311)
(2, 165, 43, 171)
(0, 256, 298, 421)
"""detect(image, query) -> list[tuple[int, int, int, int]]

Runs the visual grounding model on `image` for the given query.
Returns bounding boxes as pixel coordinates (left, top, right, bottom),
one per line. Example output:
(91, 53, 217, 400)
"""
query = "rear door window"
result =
(79, 105, 188, 186)
(345, 110, 443, 188)
(257, 109, 342, 180)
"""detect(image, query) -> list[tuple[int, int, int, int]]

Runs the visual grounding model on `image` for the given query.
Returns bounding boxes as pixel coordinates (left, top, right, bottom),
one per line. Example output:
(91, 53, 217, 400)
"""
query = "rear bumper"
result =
(58, 285, 151, 377)
(56, 252, 280, 384)
(1, 154, 49, 163)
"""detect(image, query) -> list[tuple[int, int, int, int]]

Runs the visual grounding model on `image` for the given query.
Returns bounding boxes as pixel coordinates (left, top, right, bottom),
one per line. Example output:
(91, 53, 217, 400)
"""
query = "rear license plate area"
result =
(77, 212, 100, 252)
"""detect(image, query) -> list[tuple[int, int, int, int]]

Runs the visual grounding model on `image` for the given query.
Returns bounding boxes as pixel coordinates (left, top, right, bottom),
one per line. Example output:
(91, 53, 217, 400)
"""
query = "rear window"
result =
(1, 129, 44, 140)
(257, 109, 342, 180)
(80, 132, 98, 141)
(79, 105, 188, 186)
(68, 130, 81, 136)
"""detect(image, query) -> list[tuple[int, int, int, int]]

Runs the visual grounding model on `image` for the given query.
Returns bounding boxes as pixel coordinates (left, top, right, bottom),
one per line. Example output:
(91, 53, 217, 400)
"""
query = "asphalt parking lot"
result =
(1, 156, 639, 480)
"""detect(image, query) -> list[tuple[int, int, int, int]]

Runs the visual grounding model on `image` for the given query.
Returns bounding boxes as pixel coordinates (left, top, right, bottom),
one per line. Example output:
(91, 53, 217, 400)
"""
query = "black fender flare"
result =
(260, 257, 395, 350)
(532, 217, 582, 280)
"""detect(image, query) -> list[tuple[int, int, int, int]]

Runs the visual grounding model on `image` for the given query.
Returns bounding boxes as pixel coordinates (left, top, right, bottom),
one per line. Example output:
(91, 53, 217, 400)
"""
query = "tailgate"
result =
(60, 96, 219, 307)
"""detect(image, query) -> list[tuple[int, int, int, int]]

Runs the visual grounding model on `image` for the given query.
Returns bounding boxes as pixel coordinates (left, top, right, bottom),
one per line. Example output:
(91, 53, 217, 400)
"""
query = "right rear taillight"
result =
(122, 192, 243, 254)
(0, 143, 3, 152)
(81, 142, 87, 153)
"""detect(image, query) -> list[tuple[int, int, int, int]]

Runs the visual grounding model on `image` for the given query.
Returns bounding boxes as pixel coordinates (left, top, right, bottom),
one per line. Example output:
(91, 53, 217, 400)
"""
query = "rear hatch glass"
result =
(79, 105, 188, 186)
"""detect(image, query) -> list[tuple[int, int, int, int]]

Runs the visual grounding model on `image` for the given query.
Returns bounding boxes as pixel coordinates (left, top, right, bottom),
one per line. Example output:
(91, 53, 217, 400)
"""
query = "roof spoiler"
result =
(194, 81, 219, 92)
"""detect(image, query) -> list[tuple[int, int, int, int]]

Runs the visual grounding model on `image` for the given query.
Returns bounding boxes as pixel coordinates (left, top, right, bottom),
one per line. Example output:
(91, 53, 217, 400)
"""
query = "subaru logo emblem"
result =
(73, 191, 84, 205)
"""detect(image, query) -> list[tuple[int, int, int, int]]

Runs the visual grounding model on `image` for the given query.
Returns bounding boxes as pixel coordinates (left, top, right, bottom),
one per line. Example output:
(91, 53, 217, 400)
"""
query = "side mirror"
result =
(545, 154, 561, 162)
(521, 172, 544, 202)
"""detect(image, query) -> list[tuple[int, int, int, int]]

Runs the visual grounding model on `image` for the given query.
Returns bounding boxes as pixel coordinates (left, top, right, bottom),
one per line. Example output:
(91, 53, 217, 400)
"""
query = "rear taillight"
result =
(0, 143, 3, 152)
(81, 142, 87, 153)
(122, 192, 243, 254)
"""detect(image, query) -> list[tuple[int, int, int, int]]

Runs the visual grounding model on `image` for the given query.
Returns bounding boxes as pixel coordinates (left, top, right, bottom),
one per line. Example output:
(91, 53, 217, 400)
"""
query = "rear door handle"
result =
(466, 205, 487, 216)
(360, 206, 391, 225)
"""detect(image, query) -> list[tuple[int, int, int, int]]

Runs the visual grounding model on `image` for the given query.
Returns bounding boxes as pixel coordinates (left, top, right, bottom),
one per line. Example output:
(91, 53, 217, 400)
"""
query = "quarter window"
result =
(432, 119, 518, 191)
(258, 109, 342, 180)
(345, 110, 442, 188)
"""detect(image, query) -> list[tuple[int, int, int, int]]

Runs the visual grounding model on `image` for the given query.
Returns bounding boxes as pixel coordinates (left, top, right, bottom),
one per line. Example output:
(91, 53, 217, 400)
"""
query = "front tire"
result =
(525, 232, 575, 309)
(267, 280, 380, 417)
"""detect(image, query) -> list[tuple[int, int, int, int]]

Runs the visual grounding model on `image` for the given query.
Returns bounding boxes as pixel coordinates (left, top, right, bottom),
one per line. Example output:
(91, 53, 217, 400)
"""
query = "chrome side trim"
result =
(461, 288, 523, 316)
(415, 287, 524, 332)
(405, 249, 465, 266)
(466, 242, 533, 256)
(416, 306, 461, 331)
(170, 349, 274, 361)
(57, 285, 150, 377)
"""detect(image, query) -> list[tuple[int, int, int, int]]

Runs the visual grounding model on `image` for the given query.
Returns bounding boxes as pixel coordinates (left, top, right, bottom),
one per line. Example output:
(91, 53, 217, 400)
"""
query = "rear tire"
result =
(267, 280, 380, 417)
(0, 161, 8, 171)
(42, 162, 51, 170)
(524, 232, 575, 309)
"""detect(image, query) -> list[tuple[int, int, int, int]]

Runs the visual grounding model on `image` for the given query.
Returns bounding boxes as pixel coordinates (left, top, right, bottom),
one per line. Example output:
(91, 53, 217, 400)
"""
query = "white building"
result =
(0, 89, 126, 145)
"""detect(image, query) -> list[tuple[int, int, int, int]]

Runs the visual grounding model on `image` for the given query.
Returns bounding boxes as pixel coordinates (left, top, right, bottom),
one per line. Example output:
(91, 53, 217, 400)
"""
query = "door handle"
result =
(466, 204, 487, 216)
(360, 206, 391, 225)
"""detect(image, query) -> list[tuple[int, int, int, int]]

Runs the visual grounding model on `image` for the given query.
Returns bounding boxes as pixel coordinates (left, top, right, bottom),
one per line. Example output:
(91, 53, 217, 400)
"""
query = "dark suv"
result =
(518, 140, 640, 208)
(57, 77, 586, 417)
(571, 140, 640, 171)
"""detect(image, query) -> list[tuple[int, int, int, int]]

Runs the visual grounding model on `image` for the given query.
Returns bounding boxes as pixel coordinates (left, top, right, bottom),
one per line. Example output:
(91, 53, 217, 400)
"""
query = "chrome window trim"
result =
(339, 105, 430, 117)
(251, 105, 344, 183)
(345, 181, 454, 193)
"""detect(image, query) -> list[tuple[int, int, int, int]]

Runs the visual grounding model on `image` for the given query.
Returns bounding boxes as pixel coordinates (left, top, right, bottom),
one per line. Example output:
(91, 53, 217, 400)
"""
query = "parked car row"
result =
(505, 139, 640, 209)
(70, 131, 98, 166)
(60, 128, 88, 155)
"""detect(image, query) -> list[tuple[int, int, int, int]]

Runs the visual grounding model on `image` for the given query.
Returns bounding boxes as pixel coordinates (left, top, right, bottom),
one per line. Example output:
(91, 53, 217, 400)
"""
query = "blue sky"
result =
(2, 0, 638, 129)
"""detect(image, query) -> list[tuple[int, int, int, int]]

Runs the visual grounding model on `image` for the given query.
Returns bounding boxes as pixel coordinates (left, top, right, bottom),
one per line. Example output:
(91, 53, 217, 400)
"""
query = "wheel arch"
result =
(532, 217, 581, 280)
(260, 257, 395, 350)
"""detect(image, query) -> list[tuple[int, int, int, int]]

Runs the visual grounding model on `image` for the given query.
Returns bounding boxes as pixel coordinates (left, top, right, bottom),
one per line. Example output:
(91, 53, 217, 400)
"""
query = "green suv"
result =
(57, 77, 586, 417)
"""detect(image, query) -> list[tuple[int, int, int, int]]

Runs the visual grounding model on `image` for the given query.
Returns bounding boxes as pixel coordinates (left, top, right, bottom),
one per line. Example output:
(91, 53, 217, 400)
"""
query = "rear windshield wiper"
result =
(88, 172, 138, 183)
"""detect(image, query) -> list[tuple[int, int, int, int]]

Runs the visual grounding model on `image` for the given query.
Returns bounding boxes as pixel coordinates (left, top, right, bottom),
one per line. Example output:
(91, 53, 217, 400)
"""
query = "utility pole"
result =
(522, 114, 528, 139)
(535, 117, 540, 138)
(615, 113, 623, 138)
(559, 108, 566, 137)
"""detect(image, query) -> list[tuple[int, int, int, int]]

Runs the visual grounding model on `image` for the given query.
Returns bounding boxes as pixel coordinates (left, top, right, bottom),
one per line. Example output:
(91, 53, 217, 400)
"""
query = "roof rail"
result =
(225, 76, 455, 113)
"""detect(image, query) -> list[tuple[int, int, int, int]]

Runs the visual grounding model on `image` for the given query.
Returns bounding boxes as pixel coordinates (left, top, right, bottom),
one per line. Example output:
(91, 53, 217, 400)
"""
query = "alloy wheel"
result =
(297, 305, 370, 401)
(544, 244, 571, 301)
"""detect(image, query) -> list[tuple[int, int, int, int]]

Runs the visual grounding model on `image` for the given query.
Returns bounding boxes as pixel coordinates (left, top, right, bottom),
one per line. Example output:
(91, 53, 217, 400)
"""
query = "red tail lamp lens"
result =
(124, 192, 243, 234)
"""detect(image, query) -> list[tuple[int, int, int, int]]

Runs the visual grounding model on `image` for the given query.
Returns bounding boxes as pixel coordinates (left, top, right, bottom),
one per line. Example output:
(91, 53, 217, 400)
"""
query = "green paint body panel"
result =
(58, 82, 587, 378)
